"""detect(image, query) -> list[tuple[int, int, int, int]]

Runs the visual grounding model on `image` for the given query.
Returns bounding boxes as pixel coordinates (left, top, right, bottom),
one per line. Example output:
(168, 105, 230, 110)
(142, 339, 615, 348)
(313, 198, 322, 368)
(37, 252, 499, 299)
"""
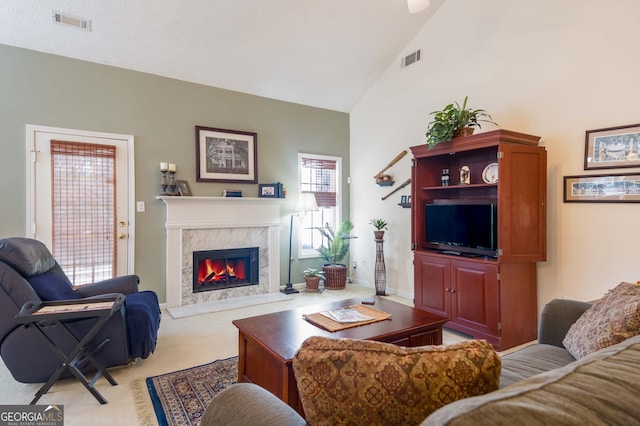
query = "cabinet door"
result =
(414, 252, 449, 318)
(497, 143, 547, 262)
(449, 260, 499, 335)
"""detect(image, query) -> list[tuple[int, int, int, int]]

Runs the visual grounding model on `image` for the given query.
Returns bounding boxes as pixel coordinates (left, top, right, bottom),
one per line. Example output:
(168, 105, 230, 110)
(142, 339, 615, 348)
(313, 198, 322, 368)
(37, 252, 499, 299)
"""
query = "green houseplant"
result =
(369, 218, 388, 240)
(302, 267, 325, 291)
(425, 96, 497, 149)
(369, 218, 388, 231)
(317, 220, 356, 289)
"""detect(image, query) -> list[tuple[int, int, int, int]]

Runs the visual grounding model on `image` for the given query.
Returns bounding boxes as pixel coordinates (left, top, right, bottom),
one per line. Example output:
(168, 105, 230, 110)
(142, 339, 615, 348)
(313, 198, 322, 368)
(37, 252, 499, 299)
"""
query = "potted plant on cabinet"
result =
(317, 220, 357, 290)
(425, 96, 497, 149)
(369, 218, 388, 240)
(302, 268, 324, 292)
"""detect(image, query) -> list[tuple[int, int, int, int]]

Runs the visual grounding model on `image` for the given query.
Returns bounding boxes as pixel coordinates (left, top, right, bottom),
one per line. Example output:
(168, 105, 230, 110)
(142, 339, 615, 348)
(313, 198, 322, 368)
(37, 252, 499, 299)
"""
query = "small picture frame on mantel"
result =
(258, 183, 283, 198)
(176, 180, 192, 196)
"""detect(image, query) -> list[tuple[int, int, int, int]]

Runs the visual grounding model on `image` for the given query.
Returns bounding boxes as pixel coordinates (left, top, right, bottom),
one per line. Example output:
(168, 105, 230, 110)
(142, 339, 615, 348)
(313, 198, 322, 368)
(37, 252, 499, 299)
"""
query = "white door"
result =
(26, 125, 135, 284)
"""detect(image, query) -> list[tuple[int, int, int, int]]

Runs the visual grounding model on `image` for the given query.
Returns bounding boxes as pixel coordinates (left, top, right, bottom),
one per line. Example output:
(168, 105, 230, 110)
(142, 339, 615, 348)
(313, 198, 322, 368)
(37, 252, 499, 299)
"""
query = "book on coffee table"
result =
(321, 308, 373, 323)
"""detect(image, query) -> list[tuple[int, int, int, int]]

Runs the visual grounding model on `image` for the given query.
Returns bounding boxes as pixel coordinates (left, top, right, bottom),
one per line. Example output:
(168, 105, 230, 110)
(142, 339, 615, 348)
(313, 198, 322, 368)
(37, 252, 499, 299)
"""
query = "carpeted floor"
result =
(0, 285, 472, 425)
(142, 356, 238, 426)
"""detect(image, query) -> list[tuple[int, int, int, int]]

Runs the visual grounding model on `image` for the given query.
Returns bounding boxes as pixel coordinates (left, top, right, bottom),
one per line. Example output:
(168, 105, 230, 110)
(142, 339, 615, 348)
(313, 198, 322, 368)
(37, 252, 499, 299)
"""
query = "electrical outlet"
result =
(136, 201, 145, 212)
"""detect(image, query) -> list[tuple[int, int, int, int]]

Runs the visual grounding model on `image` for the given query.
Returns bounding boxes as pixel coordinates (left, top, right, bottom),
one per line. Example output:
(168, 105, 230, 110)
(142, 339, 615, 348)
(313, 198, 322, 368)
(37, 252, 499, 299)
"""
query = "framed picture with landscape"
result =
(584, 123, 640, 170)
(195, 126, 258, 183)
(563, 173, 640, 203)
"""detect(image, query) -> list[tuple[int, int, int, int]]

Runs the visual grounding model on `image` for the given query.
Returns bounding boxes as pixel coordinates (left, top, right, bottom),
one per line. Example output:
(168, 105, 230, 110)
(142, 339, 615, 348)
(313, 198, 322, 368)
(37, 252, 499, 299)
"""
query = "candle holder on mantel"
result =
(160, 163, 179, 195)
(160, 166, 169, 195)
(168, 171, 177, 195)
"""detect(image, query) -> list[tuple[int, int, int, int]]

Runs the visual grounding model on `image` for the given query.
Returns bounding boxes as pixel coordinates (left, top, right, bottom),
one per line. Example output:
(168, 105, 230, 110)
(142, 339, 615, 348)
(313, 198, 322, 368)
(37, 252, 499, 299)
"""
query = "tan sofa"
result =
(202, 298, 640, 425)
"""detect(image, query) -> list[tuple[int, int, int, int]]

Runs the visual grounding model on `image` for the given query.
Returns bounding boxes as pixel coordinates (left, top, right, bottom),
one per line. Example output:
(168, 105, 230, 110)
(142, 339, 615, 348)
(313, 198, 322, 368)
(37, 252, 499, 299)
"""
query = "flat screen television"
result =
(425, 201, 498, 257)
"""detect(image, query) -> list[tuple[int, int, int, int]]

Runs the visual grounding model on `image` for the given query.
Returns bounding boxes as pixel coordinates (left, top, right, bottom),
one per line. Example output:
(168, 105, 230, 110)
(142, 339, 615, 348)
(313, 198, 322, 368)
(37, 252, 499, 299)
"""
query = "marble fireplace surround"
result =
(157, 196, 283, 315)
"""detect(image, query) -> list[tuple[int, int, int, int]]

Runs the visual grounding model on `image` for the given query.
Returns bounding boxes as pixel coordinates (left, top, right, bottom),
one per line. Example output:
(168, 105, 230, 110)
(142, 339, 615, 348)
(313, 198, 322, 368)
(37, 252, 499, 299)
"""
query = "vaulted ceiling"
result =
(0, 0, 443, 112)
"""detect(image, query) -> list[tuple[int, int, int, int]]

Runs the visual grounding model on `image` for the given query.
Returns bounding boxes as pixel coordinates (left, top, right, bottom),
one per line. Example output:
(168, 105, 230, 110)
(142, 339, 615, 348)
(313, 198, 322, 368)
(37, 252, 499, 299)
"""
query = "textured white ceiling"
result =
(0, 0, 442, 112)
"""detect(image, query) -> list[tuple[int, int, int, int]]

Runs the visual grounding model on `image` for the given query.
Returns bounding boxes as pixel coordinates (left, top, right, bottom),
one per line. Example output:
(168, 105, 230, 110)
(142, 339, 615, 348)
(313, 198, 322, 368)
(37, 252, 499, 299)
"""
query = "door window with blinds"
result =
(51, 141, 117, 285)
(298, 153, 342, 258)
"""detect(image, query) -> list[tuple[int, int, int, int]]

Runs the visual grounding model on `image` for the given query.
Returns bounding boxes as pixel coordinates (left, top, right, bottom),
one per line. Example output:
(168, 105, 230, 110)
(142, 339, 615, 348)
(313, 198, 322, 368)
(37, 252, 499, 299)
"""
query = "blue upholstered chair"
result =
(0, 237, 161, 383)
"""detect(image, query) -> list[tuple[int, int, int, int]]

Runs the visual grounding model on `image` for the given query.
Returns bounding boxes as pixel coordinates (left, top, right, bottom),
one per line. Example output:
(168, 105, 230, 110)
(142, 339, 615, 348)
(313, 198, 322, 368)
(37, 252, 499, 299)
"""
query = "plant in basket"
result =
(317, 220, 357, 290)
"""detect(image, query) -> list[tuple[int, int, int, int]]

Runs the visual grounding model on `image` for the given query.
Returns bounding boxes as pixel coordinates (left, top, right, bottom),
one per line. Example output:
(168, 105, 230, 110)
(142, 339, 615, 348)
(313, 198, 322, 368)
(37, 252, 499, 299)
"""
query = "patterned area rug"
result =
(145, 356, 238, 426)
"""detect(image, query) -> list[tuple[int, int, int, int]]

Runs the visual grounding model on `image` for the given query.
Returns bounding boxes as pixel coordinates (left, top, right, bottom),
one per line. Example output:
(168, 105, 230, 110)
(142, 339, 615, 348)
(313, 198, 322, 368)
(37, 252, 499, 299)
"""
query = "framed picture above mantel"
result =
(584, 123, 640, 170)
(195, 126, 258, 183)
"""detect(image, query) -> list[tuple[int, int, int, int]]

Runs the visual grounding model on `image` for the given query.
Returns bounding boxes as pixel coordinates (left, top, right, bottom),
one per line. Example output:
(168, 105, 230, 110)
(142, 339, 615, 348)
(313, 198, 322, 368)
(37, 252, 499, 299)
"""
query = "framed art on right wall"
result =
(584, 123, 640, 170)
(564, 173, 640, 203)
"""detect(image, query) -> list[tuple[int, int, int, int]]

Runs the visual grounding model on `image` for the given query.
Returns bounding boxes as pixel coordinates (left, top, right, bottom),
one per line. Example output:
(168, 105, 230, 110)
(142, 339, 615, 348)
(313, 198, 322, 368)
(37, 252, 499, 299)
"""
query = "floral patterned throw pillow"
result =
(292, 336, 500, 426)
(563, 282, 640, 359)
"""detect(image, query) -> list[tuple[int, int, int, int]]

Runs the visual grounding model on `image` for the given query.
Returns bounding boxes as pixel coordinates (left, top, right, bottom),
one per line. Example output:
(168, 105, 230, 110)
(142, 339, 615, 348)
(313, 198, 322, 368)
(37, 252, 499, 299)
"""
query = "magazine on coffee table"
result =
(320, 308, 373, 323)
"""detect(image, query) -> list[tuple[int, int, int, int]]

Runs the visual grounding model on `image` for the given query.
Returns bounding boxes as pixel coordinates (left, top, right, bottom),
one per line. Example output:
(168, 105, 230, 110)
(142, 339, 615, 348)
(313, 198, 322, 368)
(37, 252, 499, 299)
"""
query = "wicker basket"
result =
(454, 127, 475, 138)
(322, 265, 347, 290)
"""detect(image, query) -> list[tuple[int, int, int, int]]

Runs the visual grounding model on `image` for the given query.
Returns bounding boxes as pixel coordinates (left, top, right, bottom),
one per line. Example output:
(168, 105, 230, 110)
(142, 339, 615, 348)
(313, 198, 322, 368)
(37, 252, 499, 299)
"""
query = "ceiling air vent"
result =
(52, 11, 91, 31)
(401, 49, 421, 68)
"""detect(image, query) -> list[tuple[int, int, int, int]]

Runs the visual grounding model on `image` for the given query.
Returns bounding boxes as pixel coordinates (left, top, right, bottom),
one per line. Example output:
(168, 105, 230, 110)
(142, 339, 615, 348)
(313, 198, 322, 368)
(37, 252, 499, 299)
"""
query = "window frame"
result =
(297, 153, 342, 259)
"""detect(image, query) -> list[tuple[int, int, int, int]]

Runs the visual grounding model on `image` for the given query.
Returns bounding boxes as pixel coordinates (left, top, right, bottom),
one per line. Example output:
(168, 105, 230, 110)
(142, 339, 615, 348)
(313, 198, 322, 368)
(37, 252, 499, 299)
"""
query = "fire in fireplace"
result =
(193, 247, 259, 293)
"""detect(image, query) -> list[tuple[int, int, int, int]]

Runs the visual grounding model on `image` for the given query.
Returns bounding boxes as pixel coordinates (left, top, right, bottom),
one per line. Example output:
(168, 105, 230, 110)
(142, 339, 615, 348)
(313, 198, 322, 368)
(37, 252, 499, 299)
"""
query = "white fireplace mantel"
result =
(157, 196, 283, 228)
(157, 196, 283, 309)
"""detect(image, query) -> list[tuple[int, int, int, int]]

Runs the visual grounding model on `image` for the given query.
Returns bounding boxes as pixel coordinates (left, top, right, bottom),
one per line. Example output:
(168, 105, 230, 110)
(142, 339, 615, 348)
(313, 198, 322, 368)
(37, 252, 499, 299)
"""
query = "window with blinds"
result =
(51, 141, 117, 285)
(298, 153, 342, 258)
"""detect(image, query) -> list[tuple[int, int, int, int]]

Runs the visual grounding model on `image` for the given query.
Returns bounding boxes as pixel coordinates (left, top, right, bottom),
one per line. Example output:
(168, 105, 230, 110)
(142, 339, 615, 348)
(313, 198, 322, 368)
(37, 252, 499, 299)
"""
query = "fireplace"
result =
(193, 247, 259, 293)
(158, 196, 282, 310)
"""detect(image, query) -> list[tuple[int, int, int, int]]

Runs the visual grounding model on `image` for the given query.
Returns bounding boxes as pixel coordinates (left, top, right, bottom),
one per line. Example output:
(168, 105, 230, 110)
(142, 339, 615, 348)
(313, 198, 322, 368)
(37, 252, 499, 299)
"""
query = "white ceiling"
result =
(0, 0, 443, 112)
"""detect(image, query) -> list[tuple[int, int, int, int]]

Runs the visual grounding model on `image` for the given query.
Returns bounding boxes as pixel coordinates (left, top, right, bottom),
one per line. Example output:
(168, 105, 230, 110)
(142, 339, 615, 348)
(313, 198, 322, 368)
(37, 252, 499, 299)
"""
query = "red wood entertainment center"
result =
(411, 129, 547, 351)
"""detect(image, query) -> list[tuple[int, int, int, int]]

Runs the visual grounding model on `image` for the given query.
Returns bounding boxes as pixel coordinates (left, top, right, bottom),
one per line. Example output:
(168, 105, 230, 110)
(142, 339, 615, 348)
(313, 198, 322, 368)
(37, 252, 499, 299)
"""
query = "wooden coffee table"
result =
(232, 296, 448, 415)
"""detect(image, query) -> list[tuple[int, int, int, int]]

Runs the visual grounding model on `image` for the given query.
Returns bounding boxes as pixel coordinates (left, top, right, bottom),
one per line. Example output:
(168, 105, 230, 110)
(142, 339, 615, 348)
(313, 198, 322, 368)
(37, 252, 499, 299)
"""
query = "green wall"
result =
(0, 44, 350, 301)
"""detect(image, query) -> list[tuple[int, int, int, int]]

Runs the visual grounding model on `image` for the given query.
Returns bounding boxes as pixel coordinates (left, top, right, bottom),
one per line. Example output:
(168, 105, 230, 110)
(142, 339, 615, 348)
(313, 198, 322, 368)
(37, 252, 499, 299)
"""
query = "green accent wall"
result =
(0, 44, 350, 301)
